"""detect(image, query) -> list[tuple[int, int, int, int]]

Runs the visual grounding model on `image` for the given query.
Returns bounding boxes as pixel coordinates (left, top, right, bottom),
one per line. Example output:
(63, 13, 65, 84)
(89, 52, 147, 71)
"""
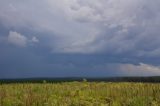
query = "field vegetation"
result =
(0, 82, 160, 106)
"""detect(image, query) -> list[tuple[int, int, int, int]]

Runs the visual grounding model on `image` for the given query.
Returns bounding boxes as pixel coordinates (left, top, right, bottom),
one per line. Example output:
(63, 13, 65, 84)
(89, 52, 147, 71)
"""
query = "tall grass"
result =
(0, 82, 160, 106)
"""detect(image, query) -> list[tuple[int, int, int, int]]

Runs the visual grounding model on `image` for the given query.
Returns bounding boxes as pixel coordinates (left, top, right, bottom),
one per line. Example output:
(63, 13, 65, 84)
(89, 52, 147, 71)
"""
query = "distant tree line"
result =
(0, 76, 160, 84)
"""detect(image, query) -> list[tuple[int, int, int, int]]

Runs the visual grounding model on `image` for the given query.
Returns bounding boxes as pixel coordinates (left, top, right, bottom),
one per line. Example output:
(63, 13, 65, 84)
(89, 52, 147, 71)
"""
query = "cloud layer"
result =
(0, 0, 160, 54)
(0, 0, 160, 78)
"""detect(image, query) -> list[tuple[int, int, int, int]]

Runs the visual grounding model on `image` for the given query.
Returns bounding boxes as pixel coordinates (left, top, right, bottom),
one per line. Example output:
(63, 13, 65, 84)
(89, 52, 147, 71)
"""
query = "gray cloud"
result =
(0, 0, 160, 77)
(7, 31, 39, 47)
(44, 0, 160, 56)
(31, 36, 39, 43)
(8, 31, 27, 47)
(88, 62, 160, 76)
(1, 0, 160, 55)
(119, 63, 160, 76)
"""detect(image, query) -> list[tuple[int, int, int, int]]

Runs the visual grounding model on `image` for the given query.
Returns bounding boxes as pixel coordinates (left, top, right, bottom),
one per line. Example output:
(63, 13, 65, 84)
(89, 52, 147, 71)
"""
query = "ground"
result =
(0, 82, 160, 106)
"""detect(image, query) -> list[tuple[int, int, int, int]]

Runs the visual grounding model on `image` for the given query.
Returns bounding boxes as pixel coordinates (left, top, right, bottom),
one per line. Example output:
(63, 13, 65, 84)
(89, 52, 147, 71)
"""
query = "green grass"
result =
(0, 82, 160, 106)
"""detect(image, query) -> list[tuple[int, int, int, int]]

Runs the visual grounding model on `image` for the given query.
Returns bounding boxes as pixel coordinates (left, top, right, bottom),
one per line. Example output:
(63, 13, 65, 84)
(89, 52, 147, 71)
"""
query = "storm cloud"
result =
(0, 0, 160, 78)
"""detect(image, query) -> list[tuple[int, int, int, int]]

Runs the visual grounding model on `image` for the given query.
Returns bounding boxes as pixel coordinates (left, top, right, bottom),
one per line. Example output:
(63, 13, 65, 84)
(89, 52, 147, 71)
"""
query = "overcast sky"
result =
(0, 0, 160, 78)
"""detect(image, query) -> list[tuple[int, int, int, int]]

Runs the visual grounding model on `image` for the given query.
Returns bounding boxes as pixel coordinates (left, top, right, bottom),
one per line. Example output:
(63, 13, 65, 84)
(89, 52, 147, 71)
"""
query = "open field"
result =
(0, 82, 160, 106)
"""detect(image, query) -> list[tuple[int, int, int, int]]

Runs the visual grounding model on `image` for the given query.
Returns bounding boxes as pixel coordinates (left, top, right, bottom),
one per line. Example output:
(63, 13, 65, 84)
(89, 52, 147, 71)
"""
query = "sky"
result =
(0, 0, 160, 78)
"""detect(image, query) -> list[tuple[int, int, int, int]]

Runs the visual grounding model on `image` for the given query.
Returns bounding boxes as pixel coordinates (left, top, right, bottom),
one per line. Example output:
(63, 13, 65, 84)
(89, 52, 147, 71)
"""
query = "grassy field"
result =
(0, 82, 160, 106)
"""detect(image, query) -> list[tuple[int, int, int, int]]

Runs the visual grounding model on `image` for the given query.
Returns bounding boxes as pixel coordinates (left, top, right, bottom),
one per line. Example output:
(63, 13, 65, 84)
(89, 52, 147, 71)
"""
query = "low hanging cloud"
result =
(118, 63, 160, 76)
(89, 62, 160, 76)
(8, 31, 27, 47)
(31, 36, 39, 43)
(7, 31, 39, 47)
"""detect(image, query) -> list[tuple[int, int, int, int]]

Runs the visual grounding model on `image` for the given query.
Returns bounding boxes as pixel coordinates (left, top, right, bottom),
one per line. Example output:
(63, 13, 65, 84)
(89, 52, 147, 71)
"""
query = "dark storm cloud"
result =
(0, 0, 160, 78)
